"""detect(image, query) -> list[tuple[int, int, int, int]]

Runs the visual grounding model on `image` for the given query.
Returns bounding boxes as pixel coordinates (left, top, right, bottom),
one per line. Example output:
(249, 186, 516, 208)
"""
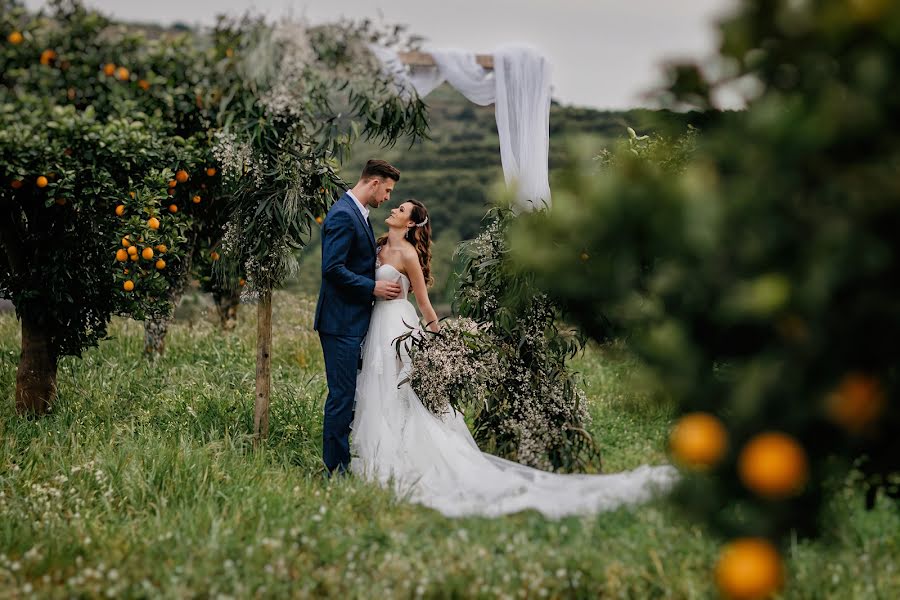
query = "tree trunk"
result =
(143, 314, 171, 357)
(213, 288, 241, 331)
(16, 314, 58, 415)
(253, 290, 273, 442)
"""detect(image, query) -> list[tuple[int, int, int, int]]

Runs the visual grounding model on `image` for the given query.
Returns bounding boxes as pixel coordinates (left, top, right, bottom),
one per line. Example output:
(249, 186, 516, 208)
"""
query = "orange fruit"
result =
(147, 217, 160, 230)
(239, 278, 246, 287)
(115, 66, 129, 81)
(168, 204, 178, 213)
(123, 269, 129, 275)
(129, 191, 136, 199)
(168, 179, 177, 188)
(319, 187, 325, 194)
(122, 236, 132, 248)
(155, 259, 166, 270)
(192, 195, 201, 204)
(156, 244, 167, 253)
(55, 198, 66, 206)
(315, 216, 323, 224)
(10, 179, 23, 189)
(129, 254, 139, 262)
(127, 245, 138, 256)
(715, 538, 783, 600)
(103, 63, 116, 76)
(123, 280, 135, 292)
(738, 432, 808, 499)
(138, 79, 150, 91)
(206, 167, 216, 176)
(141, 247, 154, 260)
(175, 170, 189, 183)
(225, 47, 234, 58)
(826, 373, 885, 434)
(669, 412, 728, 469)
(167, 188, 175, 196)
(40, 49, 57, 65)
(8, 31, 23, 45)
(210, 251, 220, 261)
(36, 176, 48, 188)
(115, 204, 125, 216)
(116, 249, 128, 262)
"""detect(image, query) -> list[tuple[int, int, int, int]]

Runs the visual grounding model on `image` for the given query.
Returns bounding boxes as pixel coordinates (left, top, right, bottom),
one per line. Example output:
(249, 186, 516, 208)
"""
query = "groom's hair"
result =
(360, 159, 400, 183)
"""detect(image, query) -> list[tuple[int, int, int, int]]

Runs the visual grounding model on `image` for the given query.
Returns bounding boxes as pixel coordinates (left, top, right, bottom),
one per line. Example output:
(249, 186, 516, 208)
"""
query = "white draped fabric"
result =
(370, 45, 552, 211)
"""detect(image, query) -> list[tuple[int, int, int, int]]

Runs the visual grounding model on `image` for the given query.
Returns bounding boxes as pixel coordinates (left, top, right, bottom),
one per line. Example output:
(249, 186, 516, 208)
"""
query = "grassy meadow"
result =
(0, 293, 897, 598)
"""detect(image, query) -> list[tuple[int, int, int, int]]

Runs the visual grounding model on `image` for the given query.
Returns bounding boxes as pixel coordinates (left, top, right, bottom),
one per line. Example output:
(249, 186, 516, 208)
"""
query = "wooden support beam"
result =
(398, 50, 494, 70)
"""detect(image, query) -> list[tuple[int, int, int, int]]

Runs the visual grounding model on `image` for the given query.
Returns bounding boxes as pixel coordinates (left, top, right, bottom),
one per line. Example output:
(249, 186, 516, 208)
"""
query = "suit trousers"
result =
(319, 332, 364, 473)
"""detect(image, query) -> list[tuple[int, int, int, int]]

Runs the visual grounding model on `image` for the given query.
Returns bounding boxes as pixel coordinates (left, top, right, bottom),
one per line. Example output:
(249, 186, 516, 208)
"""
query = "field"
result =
(0, 294, 897, 598)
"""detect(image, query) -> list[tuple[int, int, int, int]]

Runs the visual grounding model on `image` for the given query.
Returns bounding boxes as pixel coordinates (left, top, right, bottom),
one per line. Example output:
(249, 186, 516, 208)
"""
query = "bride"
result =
(350, 199, 676, 518)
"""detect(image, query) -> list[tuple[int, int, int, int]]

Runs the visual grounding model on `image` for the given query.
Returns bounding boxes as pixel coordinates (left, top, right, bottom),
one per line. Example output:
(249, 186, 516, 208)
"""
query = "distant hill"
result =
(291, 84, 705, 306)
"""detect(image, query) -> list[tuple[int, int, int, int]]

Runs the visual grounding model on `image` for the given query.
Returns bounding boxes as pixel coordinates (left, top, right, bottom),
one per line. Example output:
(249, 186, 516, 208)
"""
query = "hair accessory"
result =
(415, 216, 428, 228)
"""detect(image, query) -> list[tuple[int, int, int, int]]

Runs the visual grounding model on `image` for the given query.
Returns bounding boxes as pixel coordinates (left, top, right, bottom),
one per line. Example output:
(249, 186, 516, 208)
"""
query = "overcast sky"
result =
(24, 0, 739, 109)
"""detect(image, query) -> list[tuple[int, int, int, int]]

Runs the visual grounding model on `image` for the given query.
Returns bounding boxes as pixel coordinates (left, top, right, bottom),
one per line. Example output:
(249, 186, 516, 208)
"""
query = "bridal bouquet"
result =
(398, 318, 499, 417)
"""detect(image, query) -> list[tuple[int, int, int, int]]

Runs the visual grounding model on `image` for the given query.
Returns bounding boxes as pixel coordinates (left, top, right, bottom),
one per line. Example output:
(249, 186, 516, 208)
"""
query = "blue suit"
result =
(314, 193, 377, 473)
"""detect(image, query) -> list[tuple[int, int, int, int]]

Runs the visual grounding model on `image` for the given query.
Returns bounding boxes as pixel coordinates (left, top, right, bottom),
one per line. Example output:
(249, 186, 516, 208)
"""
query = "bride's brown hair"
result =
(377, 199, 433, 287)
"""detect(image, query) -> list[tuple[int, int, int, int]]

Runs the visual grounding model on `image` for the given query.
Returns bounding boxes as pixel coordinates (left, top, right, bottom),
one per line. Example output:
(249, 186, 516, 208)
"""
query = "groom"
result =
(314, 159, 403, 475)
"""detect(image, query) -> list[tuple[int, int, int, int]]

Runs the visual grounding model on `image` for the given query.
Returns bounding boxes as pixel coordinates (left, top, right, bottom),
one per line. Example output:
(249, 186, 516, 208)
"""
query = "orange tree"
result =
(0, 99, 195, 413)
(511, 0, 900, 597)
(4, 0, 245, 358)
(0, 0, 208, 411)
(209, 16, 429, 438)
(122, 16, 242, 353)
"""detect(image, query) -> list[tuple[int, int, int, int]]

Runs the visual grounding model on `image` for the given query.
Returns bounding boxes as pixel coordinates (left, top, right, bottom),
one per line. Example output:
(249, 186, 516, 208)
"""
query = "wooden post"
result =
(253, 290, 273, 441)
(398, 51, 494, 70)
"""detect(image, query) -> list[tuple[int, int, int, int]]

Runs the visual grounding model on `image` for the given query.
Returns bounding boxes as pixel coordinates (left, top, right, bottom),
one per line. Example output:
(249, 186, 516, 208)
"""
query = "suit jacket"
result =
(314, 193, 377, 336)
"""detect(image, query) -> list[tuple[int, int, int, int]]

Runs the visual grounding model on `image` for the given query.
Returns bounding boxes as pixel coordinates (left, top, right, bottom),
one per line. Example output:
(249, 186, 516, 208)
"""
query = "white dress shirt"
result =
(347, 190, 369, 221)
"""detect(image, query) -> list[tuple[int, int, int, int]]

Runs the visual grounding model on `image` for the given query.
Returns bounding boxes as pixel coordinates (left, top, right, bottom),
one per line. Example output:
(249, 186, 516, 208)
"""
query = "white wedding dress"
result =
(349, 262, 677, 518)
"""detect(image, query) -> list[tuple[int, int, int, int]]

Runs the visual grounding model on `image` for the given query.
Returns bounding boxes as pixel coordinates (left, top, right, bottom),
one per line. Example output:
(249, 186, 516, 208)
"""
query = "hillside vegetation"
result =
(292, 85, 704, 306)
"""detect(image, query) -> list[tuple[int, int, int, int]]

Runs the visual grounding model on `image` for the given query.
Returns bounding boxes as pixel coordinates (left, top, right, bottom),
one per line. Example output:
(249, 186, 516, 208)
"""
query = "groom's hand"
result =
(372, 279, 400, 300)
(373, 280, 402, 300)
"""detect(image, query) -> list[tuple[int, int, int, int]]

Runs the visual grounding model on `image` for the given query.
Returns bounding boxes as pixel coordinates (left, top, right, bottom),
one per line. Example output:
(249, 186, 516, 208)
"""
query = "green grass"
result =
(1, 294, 897, 598)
